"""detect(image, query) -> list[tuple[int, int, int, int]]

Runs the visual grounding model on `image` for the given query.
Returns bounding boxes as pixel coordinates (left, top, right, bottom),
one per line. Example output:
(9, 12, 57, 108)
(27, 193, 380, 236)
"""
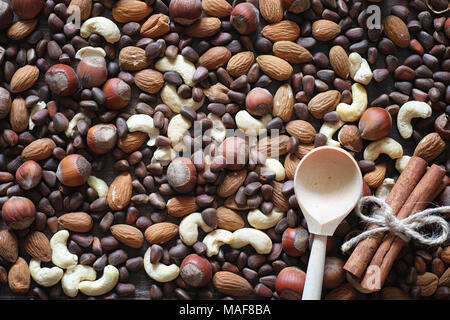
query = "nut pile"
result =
(0, 0, 448, 300)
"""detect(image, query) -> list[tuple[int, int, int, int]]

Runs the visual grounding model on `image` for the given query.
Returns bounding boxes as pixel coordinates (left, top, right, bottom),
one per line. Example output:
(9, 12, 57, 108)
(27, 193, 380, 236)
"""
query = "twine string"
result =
(341, 196, 450, 254)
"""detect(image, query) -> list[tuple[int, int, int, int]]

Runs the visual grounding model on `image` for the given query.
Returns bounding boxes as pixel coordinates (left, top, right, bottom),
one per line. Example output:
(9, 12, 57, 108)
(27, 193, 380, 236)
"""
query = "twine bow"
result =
(341, 196, 450, 253)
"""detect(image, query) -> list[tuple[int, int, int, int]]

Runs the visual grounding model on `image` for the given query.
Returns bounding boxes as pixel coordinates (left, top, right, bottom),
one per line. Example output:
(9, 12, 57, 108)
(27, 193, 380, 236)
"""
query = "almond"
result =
(140, 13, 170, 38)
(202, 0, 232, 17)
(294, 144, 314, 159)
(286, 120, 316, 143)
(259, 0, 284, 23)
(224, 196, 251, 211)
(198, 46, 231, 70)
(117, 131, 147, 153)
(415, 272, 438, 296)
(312, 19, 341, 41)
(271, 181, 290, 212)
(110, 224, 144, 248)
(226, 51, 254, 77)
(0, 230, 18, 263)
(441, 246, 450, 264)
(134, 69, 164, 94)
(9, 97, 29, 132)
(261, 20, 300, 42)
(112, 0, 152, 23)
(382, 15, 410, 48)
(307, 90, 341, 119)
(203, 82, 230, 103)
(10, 65, 39, 93)
(325, 284, 357, 300)
(256, 55, 293, 81)
(273, 41, 312, 64)
(213, 271, 253, 296)
(107, 172, 132, 210)
(8, 257, 30, 294)
(438, 268, 450, 286)
(144, 222, 179, 244)
(58, 212, 94, 232)
(216, 207, 245, 231)
(338, 124, 363, 152)
(257, 135, 290, 157)
(284, 153, 300, 180)
(185, 17, 221, 38)
(7, 19, 38, 40)
(68, 0, 92, 21)
(413, 132, 446, 162)
(329, 45, 350, 79)
(24, 231, 52, 262)
(273, 84, 294, 122)
(21, 138, 56, 161)
(363, 163, 386, 188)
(119, 46, 151, 71)
(217, 169, 247, 197)
(167, 196, 199, 217)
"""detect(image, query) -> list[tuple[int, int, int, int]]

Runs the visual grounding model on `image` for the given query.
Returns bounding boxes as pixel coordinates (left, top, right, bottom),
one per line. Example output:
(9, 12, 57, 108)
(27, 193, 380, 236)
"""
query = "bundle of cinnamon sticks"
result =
(343, 156, 448, 292)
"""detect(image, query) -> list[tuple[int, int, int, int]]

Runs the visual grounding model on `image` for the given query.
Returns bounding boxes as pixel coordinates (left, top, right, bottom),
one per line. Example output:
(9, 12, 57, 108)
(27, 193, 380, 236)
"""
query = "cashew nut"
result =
(143, 247, 179, 282)
(397, 101, 432, 139)
(375, 178, 395, 201)
(363, 137, 403, 161)
(75, 46, 106, 60)
(247, 207, 284, 230)
(29, 259, 64, 287)
(349, 52, 373, 85)
(80, 17, 121, 44)
(395, 155, 411, 173)
(258, 158, 286, 181)
(126, 114, 159, 146)
(167, 114, 191, 149)
(154, 55, 196, 86)
(230, 228, 272, 254)
(319, 120, 345, 147)
(179, 212, 214, 246)
(29, 101, 46, 130)
(78, 265, 119, 296)
(50, 230, 78, 269)
(235, 110, 267, 136)
(207, 113, 226, 142)
(202, 229, 233, 257)
(87, 176, 108, 198)
(61, 264, 97, 298)
(336, 83, 368, 122)
(160, 84, 204, 113)
(65, 112, 91, 138)
(151, 146, 177, 166)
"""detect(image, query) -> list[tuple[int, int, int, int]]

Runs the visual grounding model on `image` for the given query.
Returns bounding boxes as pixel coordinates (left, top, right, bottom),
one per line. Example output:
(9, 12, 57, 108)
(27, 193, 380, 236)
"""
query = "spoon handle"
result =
(302, 234, 327, 300)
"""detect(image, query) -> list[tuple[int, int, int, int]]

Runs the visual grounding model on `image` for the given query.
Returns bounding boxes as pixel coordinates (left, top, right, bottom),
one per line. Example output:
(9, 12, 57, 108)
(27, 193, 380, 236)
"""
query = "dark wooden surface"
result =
(0, 0, 437, 300)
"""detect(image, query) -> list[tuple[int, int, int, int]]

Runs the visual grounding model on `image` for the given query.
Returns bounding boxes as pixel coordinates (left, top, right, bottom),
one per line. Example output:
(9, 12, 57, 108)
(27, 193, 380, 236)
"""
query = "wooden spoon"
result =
(294, 146, 363, 300)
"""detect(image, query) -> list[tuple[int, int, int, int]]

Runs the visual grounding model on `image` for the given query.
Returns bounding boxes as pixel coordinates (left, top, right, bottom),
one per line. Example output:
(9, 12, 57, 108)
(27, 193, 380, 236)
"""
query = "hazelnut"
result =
(2, 196, 36, 230)
(219, 136, 249, 171)
(275, 266, 306, 300)
(282, 227, 309, 257)
(45, 64, 79, 96)
(103, 78, 131, 110)
(434, 113, 450, 140)
(169, 0, 202, 26)
(281, 0, 311, 14)
(0, 87, 11, 119)
(15, 160, 42, 190)
(338, 125, 363, 152)
(0, 1, 14, 29)
(11, 0, 43, 19)
(56, 154, 92, 187)
(76, 48, 108, 88)
(167, 157, 197, 193)
(180, 254, 212, 287)
(358, 107, 392, 141)
(323, 257, 345, 289)
(87, 124, 118, 154)
(231, 3, 260, 35)
(245, 88, 273, 116)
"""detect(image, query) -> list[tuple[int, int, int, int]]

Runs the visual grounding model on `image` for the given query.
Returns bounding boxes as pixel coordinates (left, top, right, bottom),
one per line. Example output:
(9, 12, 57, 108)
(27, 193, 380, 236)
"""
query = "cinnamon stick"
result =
(343, 156, 428, 279)
(360, 165, 447, 291)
